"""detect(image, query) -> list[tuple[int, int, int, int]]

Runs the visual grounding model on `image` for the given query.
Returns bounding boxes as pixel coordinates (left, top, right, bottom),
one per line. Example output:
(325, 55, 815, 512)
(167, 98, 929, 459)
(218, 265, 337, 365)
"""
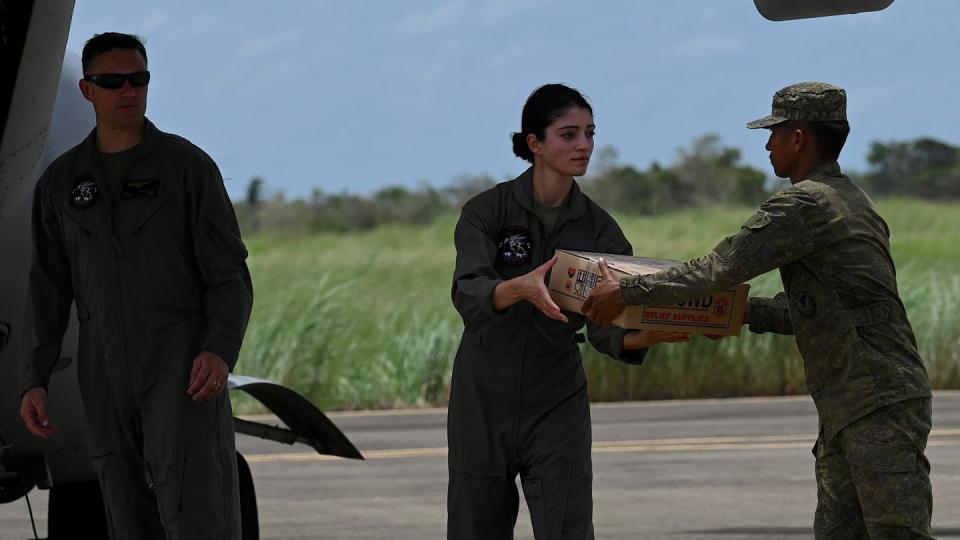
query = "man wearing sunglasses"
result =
(19, 32, 251, 539)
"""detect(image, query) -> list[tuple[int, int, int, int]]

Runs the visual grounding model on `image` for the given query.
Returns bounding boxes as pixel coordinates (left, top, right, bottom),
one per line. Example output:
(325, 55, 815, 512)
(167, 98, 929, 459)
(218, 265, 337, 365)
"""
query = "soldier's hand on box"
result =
(583, 259, 625, 326)
(623, 330, 691, 350)
(20, 387, 56, 438)
(188, 351, 230, 401)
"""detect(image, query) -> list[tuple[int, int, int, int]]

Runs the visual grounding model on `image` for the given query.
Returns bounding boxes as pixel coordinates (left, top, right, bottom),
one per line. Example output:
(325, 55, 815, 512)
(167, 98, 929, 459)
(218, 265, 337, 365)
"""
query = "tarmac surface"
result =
(3, 392, 960, 539)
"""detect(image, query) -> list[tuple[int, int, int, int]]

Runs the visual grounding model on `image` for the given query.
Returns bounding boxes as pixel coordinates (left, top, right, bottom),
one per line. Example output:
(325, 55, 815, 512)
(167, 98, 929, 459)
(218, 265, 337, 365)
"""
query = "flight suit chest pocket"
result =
(121, 178, 160, 200)
(128, 188, 174, 237)
(61, 208, 99, 264)
(63, 207, 95, 239)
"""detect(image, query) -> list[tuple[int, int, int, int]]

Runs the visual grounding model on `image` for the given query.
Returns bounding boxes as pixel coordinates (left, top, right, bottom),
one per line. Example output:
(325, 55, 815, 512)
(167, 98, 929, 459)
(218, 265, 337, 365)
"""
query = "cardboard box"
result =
(548, 250, 749, 336)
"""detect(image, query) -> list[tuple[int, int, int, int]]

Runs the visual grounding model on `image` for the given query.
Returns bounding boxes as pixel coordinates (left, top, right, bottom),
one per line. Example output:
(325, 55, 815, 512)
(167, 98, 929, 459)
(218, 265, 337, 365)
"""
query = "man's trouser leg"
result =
(447, 465, 521, 539)
(814, 398, 933, 540)
(141, 372, 241, 540)
(81, 366, 166, 540)
(88, 409, 167, 540)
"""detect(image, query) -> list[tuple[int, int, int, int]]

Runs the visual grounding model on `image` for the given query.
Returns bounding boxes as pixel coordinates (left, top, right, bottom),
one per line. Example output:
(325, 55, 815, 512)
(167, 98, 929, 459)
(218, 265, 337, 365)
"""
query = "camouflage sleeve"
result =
(620, 187, 817, 305)
(748, 293, 794, 335)
(20, 176, 74, 395)
(191, 159, 253, 370)
(451, 201, 505, 321)
(586, 226, 647, 365)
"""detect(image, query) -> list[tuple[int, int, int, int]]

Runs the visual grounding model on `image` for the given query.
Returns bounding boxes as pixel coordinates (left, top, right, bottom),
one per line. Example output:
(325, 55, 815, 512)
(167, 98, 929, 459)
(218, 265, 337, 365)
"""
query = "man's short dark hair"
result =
(82, 32, 147, 75)
(797, 120, 850, 162)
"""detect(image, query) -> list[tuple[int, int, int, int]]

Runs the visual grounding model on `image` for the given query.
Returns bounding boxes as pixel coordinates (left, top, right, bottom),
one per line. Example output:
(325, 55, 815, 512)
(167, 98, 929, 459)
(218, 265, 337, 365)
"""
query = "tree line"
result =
(235, 134, 960, 235)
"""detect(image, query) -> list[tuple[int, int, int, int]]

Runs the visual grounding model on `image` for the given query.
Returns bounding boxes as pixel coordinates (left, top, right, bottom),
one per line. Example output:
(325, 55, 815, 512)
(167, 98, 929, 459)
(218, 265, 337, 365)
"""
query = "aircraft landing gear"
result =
(40, 454, 257, 539)
(237, 452, 259, 540)
(47, 479, 109, 539)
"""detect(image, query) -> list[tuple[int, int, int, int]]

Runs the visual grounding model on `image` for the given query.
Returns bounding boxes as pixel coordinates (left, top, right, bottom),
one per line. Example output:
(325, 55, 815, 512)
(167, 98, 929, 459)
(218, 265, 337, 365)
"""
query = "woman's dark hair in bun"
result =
(511, 84, 593, 163)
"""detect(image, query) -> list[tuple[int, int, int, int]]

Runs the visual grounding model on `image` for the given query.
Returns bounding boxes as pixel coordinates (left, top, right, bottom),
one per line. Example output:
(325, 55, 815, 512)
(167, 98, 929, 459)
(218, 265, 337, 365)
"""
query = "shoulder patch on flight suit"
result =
(121, 178, 160, 199)
(497, 225, 532, 266)
(70, 173, 99, 209)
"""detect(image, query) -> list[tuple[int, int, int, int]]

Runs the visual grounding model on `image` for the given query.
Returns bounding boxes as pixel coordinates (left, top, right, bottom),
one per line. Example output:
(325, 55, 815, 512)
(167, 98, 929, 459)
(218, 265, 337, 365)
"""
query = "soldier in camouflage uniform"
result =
(583, 82, 933, 539)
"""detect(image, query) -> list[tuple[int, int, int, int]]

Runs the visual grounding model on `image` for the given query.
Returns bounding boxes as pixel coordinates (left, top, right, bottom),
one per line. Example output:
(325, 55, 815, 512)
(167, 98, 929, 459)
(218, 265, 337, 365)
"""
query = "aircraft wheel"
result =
(237, 451, 259, 540)
(0, 475, 36, 504)
(47, 479, 109, 539)
(0, 452, 42, 504)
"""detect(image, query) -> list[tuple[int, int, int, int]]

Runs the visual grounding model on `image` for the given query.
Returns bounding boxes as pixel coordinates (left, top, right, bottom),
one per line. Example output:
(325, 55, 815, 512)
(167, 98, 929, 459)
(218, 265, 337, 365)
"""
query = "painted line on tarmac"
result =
(245, 447, 447, 463)
(598, 433, 816, 446)
(238, 392, 960, 422)
(243, 430, 960, 464)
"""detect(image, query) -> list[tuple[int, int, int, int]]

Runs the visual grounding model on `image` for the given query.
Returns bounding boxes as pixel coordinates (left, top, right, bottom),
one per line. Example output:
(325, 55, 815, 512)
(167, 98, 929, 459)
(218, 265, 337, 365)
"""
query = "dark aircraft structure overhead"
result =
(754, 0, 895, 21)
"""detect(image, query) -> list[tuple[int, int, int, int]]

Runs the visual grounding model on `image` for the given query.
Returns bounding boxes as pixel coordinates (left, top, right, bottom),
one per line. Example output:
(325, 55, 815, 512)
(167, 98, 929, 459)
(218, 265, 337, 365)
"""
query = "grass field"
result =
(234, 198, 960, 412)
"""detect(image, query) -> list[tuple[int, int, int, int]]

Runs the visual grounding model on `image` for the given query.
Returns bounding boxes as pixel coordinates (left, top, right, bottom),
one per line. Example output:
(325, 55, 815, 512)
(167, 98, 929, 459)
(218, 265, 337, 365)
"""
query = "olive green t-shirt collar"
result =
(76, 117, 164, 173)
(511, 166, 588, 221)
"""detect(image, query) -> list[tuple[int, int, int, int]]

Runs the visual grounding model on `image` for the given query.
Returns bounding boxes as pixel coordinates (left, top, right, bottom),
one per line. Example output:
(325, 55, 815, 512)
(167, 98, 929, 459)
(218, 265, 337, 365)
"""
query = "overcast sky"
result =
(66, 1, 959, 199)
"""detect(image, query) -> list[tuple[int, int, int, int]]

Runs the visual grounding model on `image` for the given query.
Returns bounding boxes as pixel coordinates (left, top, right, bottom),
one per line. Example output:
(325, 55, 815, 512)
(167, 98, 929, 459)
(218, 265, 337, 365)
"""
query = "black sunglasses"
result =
(84, 71, 151, 89)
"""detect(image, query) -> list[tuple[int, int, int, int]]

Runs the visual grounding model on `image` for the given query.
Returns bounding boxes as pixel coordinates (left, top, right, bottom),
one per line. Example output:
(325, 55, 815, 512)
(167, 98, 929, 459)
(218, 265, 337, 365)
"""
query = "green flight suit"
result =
(618, 162, 932, 539)
(22, 118, 252, 539)
(449, 168, 646, 539)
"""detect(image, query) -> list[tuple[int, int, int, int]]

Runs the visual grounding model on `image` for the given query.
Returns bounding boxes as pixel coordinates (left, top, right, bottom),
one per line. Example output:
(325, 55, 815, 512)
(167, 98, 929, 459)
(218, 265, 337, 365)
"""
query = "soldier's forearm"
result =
(619, 252, 736, 306)
(747, 295, 794, 335)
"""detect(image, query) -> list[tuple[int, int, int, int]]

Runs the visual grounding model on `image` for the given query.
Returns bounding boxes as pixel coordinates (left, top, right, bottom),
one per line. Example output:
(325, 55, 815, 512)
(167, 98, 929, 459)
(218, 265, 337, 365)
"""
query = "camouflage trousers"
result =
(813, 398, 932, 539)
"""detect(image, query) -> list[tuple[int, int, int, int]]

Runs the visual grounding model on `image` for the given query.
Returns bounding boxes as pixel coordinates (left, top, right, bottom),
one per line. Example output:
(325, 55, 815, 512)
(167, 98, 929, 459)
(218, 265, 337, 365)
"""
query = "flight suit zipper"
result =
(102, 156, 134, 404)
(513, 213, 544, 461)
(513, 206, 574, 461)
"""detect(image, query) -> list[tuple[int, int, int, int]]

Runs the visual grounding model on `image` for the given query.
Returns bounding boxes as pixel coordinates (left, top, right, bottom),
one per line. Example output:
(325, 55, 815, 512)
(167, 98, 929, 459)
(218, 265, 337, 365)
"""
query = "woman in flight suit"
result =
(447, 84, 687, 539)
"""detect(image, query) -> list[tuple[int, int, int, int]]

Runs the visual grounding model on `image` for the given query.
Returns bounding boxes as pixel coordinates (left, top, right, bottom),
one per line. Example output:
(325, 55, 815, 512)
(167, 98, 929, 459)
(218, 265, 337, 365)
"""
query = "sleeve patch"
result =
(742, 212, 772, 231)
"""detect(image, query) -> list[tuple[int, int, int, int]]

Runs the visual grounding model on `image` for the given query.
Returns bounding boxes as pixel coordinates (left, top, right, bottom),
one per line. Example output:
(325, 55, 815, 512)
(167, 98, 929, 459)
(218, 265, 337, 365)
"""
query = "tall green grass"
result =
(234, 198, 960, 412)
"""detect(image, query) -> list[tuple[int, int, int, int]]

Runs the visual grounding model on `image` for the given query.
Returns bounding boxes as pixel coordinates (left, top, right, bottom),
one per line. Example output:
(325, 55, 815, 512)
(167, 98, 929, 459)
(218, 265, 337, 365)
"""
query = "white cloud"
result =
(141, 9, 170, 34)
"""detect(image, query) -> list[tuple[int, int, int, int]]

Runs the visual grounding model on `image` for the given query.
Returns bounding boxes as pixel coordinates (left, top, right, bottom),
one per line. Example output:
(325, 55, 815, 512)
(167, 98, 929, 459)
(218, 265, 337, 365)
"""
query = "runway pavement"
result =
(3, 392, 959, 539)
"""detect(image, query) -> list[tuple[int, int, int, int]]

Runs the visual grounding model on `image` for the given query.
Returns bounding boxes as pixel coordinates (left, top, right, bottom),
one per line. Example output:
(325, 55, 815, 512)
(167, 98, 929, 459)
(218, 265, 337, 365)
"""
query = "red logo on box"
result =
(567, 266, 576, 278)
(714, 298, 728, 317)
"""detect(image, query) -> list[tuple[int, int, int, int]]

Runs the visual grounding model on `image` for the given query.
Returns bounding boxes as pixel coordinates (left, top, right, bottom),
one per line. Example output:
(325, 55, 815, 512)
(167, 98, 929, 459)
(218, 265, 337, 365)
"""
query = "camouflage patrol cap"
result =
(746, 82, 847, 129)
